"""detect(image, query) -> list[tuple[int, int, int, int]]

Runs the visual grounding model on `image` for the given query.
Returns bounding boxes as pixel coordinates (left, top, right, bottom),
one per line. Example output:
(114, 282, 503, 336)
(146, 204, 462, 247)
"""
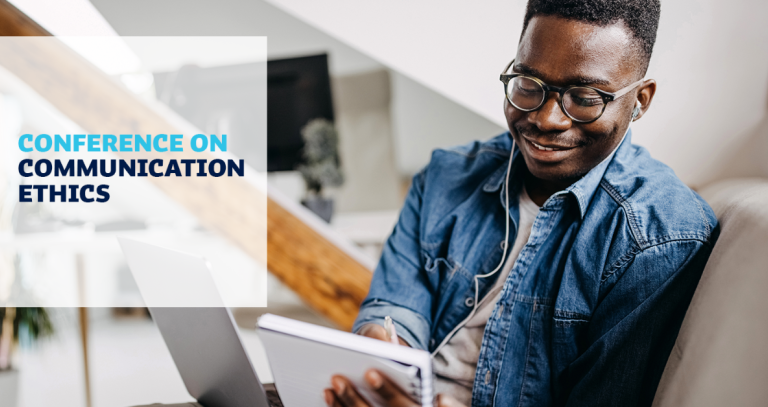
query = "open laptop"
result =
(118, 237, 283, 407)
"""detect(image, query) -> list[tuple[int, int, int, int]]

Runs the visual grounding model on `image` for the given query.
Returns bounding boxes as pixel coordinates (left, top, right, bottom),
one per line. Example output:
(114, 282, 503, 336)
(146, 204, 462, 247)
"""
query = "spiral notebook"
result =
(257, 314, 433, 407)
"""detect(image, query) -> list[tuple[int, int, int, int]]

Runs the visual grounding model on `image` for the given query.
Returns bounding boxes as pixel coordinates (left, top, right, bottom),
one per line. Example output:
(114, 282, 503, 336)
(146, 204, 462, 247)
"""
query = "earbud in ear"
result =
(631, 102, 641, 120)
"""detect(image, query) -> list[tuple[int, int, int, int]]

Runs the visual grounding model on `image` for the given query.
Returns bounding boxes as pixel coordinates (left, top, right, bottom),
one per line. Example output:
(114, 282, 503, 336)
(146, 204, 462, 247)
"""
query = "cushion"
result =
(653, 178, 768, 407)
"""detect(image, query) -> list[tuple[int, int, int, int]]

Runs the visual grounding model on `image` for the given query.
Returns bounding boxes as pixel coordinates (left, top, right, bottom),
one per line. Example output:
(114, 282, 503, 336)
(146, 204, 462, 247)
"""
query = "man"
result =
(325, 0, 718, 406)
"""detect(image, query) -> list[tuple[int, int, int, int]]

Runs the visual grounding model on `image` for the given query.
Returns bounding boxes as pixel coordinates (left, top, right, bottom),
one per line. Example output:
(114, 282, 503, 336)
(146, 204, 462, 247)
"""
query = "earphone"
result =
(431, 138, 516, 356)
(631, 101, 641, 120)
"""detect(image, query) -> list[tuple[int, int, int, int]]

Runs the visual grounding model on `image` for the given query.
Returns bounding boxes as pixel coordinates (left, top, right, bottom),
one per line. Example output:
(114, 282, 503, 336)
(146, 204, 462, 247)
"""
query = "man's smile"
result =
(520, 134, 579, 163)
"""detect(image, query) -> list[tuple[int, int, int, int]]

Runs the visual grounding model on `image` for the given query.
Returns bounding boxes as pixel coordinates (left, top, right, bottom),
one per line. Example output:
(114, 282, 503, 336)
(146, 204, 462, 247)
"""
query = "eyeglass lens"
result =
(508, 76, 604, 122)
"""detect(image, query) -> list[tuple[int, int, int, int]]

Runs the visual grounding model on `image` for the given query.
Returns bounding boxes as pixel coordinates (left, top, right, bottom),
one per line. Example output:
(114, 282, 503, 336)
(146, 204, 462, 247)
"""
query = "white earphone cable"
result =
(430, 115, 634, 357)
(431, 138, 516, 357)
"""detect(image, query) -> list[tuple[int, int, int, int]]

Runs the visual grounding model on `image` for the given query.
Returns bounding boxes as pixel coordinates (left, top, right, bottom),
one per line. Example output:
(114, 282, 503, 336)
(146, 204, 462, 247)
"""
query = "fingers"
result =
(358, 324, 411, 347)
(358, 324, 390, 342)
(364, 369, 419, 407)
(324, 388, 343, 407)
(328, 375, 370, 407)
(325, 370, 422, 407)
(357, 324, 411, 347)
(435, 393, 467, 407)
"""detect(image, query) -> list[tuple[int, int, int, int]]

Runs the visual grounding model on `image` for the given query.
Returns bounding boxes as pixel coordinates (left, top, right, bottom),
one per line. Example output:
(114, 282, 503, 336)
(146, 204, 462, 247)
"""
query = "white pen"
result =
(384, 316, 399, 345)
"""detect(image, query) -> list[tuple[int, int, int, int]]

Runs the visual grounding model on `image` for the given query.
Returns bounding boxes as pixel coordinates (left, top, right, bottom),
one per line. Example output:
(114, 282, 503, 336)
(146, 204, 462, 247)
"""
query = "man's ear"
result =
(633, 79, 657, 121)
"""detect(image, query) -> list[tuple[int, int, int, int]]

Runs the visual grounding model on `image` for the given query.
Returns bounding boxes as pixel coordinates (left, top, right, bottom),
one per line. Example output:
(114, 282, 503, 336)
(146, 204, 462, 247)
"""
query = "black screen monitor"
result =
(267, 54, 335, 171)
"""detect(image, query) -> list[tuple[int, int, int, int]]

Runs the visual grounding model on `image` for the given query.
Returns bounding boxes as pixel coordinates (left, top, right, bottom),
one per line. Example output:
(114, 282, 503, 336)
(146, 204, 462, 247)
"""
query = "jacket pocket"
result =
(422, 251, 460, 278)
(423, 251, 472, 330)
(517, 299, 554, 407)
(551, 310, 589, 404)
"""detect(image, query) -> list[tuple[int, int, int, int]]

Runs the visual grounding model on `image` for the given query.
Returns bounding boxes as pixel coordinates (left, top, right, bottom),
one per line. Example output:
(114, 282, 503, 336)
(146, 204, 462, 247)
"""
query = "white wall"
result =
(265, 0, 768, 187)
(391, 72, 504, 175)
(90, 0, 406, 211)
(263, 0, 521, 127)
(89, 0, 507, 207)
(332, 70, 403, 211)
(635, 0, 768, 186)
(90, 0, 383, 76)
(23, 0, 768, 195)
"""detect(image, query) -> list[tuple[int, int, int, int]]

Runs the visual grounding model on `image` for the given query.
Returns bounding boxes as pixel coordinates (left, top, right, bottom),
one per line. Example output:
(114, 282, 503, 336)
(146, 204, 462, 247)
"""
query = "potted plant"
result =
(0, 307, 53, 407)
(297, 118, 344, 222)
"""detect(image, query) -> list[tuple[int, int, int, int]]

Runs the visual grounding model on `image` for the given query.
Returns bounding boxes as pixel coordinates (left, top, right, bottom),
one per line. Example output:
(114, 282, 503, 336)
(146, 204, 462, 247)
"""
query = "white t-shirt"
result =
(432, 186, 541, 405)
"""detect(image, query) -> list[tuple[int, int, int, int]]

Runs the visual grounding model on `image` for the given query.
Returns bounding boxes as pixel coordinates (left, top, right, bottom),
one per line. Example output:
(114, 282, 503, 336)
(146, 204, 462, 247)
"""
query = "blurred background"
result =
(0, 0, 766, 406)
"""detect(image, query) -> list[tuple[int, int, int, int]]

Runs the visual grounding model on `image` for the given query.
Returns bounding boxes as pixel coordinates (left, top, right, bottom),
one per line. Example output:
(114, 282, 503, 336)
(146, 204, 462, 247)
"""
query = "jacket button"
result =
(465, 297, 475, 307)
(485, 370, 491, 384)
(500, 240, 506, 250)
(430, 338, 435, 347)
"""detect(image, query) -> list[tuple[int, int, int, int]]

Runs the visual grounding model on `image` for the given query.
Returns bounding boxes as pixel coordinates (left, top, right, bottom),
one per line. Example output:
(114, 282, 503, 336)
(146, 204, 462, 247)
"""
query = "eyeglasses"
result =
(499, 59, 644, 123)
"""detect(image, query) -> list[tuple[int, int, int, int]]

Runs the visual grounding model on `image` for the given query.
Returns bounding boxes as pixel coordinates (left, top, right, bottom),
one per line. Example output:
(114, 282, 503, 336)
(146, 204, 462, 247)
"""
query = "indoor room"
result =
(0, 0, 766, 407)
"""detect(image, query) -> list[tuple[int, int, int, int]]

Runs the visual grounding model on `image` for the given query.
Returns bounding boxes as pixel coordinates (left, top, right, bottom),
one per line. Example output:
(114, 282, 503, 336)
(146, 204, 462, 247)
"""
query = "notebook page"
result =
(258, 315, 433, 407)
(258, 314, 431, 369)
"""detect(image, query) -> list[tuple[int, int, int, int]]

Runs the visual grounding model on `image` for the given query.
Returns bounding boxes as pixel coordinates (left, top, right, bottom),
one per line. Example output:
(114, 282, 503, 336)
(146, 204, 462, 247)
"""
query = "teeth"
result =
(531, 140, 558, 151)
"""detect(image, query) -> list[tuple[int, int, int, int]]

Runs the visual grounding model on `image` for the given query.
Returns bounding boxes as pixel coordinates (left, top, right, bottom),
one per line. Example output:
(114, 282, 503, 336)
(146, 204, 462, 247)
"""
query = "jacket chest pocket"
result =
(515, 300, 554, 407)
(421, 251, 465, 293)
(423, 250, 492, 347)
(422, 251, 458, 276)
(550, 312, 589, 404)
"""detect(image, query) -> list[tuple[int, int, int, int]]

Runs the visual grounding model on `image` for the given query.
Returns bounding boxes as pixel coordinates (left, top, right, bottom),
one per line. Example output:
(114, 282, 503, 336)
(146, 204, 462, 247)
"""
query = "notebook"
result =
(257, 314, 434, 407)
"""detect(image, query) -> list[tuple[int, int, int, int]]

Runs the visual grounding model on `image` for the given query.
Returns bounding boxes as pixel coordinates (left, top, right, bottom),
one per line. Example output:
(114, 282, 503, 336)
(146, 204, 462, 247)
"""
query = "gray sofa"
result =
(653, 178, 768, 407)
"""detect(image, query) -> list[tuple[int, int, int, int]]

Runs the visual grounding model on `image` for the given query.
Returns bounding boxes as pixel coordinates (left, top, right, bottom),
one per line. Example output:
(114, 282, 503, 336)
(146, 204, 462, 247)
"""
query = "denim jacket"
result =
(353, 130, 718, 407)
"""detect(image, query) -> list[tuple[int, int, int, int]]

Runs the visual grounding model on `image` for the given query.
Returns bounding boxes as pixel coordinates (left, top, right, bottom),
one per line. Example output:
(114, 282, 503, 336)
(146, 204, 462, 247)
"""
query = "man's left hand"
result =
(324, 369, 465, 407)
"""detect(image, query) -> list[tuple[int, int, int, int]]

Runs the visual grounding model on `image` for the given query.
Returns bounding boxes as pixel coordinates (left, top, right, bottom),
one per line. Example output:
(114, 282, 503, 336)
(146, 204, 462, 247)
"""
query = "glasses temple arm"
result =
(612, 78, 646, 99)
(500, 59, 515, 76)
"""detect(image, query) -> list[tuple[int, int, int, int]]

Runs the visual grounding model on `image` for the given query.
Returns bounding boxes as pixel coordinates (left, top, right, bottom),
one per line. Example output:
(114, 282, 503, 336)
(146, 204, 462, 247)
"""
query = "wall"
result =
(391, 72, 504, 175)
(332, 70, 402, 212)
(90, 0, 506, 211)
(91, 0, 403, 212)
(264, 0, 768, 187)
(91, 0, 382, 76)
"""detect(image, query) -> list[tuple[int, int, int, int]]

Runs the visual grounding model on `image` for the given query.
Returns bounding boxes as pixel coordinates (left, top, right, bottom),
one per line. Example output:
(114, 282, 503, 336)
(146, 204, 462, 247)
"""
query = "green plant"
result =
(296, 118, 344, 195)
(0, 308, 53, 371)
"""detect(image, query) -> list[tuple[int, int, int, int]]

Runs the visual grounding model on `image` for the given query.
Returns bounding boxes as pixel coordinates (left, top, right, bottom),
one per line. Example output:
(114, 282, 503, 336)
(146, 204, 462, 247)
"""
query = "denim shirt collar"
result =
(483, 128, 633, 220)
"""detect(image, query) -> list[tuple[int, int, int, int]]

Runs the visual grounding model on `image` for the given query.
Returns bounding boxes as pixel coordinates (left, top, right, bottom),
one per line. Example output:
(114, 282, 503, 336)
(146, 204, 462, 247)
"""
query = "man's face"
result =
(506, 15, 651, 183)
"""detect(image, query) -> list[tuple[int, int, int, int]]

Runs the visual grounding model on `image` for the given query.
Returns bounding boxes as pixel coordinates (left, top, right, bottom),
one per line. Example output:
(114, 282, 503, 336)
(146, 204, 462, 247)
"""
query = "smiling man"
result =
(327, 1, 718, 406)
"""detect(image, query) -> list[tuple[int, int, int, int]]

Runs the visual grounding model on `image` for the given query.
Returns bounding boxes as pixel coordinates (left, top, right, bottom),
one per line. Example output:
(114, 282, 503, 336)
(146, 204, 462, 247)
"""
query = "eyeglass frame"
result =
(499, 59, 644, 123)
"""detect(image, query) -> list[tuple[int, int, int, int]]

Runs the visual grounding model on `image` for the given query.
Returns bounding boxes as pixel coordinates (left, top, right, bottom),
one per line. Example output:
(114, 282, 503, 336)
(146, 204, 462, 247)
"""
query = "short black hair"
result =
(523, 0, 661, 73)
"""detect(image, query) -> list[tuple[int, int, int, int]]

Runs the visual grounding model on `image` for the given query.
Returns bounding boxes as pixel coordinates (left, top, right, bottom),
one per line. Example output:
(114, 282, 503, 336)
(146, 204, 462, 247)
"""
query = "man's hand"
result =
(357, 323, 411, 347)
(325, 324, 464, 406)
(324, 369, 466, 407)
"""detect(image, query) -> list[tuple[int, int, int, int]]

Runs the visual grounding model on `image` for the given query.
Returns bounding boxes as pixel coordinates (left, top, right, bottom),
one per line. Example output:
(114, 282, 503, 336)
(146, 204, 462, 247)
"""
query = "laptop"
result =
(118, 237, 283, 407)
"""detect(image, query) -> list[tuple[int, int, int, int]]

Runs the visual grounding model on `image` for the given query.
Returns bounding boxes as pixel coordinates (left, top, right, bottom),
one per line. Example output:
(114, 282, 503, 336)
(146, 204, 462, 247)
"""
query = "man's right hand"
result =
(357, 323, 411, 347)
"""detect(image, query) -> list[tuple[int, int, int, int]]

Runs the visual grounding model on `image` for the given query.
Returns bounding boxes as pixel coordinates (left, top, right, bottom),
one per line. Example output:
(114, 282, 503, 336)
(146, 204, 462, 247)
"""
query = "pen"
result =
(384, 316, 399, 345)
